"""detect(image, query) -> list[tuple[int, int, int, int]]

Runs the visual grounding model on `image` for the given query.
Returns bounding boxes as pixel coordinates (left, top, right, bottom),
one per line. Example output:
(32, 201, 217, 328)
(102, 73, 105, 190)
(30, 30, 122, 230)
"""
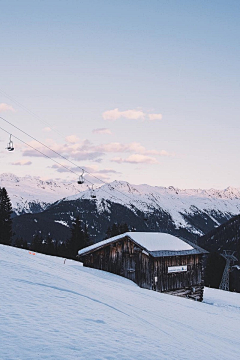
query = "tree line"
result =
(0, 187, 13, 245)
(0, 187, 131, 261)
(0, 187, 91, 259)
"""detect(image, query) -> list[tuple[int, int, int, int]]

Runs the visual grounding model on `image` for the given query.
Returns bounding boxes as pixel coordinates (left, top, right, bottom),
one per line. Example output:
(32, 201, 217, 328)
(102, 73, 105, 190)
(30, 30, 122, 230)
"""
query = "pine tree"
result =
(0, 187, 13, 245)
(14, 237, 24, 248)
(105, 226, 112, 239)
(58, 241, 67, 258)
(105, 222, 129, 239)
(83, 223, 91, 246)
(66, 216, 88, 259)
(32, 234, 43, 253)
(119, 222, 129, 234)
(111, 223, 119, 237)
(45, 234, 54, 255)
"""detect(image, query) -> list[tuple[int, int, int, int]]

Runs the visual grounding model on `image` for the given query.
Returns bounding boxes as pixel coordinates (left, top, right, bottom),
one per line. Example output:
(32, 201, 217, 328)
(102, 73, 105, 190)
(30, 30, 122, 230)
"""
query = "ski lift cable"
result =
(0, 90, 146, 205)
(0, 124, 89, 180)
(0, 125, 142, 207)
(0, 114, 90, 176)
(0, 115, 140, 205)
(0, 126, 121, 202)
(0, 88, 66, 140)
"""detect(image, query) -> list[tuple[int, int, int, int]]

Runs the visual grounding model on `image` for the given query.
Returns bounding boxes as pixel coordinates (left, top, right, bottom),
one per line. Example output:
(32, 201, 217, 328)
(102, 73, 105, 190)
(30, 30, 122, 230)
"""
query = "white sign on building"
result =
(168, 265, 187, 273)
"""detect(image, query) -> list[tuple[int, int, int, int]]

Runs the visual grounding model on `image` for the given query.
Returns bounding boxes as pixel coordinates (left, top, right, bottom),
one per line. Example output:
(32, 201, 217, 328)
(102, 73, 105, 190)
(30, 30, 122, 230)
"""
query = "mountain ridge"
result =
(2, 172, 239, 242)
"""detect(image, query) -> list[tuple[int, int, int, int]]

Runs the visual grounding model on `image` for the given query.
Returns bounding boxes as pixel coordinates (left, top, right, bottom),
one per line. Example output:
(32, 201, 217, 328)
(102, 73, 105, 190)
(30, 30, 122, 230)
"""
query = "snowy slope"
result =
(0, 173, 85, 215)
(1, 244, 240, 360)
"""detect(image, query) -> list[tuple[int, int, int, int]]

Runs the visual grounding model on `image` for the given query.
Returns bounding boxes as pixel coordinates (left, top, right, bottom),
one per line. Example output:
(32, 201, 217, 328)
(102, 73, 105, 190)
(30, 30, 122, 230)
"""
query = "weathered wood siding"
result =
(153, 255, 202, 291)
(153, 255, 204, 301)
(81, 236, 204, 301)
(82, 237, 141, 283)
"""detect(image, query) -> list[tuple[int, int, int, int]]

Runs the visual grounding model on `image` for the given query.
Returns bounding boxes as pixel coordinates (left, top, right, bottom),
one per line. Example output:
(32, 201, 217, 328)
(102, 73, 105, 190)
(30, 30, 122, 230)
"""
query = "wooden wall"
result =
(80, 236, 204, 301)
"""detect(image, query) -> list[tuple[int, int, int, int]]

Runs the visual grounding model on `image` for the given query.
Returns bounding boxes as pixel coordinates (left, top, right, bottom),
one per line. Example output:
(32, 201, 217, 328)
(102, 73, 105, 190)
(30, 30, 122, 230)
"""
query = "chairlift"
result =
(6, 134, 14, 151)
(77, 169, 84, 184)
(91, 185, 96, 199)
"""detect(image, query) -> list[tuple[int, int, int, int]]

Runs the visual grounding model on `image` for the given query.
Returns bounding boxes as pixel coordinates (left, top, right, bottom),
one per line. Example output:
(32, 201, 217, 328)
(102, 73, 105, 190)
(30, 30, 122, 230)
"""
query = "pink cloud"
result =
(102, 108, 145, 121)
(148, 113, 162, 121)
(21, 138, 172, 163)
(92, 128, 112, 135)
(11, 160, 32, 166)
(111, 154, 158, 164)
(22, 139, 104, 161)
(102, 108, 163, 122)
(0, 103, 15, 113)
(96, 142, 171, 156)
(66, 135, 80, 144)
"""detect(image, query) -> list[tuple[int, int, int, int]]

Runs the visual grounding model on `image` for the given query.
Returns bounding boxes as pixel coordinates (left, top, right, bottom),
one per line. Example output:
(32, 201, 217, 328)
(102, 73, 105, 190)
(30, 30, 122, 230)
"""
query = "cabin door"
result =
(126, 255, 136, 282)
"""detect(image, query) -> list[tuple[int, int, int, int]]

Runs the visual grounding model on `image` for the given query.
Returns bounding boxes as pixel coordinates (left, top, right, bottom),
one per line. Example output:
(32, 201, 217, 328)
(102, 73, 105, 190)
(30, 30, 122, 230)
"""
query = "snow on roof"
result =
(78, 232, 193, 256)
(233, 265, 240, 270)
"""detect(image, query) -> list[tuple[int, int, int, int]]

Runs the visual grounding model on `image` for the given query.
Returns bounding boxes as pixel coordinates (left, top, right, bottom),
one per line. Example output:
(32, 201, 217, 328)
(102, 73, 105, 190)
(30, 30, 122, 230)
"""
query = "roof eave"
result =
(149, 249, 208, 257)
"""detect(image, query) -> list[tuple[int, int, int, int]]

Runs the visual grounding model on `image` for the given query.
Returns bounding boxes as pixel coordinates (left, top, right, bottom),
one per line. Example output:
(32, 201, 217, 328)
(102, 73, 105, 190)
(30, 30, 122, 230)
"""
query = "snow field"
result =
(1, 245, 240, 360)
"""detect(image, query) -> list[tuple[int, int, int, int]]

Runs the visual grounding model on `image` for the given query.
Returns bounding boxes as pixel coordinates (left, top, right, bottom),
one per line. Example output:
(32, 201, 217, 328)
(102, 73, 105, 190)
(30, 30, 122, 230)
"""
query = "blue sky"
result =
(0, 0, 240, 189)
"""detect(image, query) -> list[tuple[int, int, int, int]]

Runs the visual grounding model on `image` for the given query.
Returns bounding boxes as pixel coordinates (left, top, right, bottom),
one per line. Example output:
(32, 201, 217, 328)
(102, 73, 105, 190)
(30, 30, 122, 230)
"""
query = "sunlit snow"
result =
(78, 232, 193, 256)
(1, 245, 240, 360)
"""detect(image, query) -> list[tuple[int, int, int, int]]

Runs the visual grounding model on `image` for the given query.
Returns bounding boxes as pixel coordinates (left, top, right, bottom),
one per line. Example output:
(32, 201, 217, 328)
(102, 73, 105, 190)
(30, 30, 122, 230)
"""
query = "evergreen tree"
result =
(105, 222, 129, 239)
(0, 187, 13, 245)
(45, 234, 55, 255)
(119, 222, 129, 234)
(105, 226, 112, 239)
(54, 239, 59, 256)
(83, 223, 91, 246)
(111, 223, 119, 237)
(58, 241, 67, 258)
(32, 234, 43, 253)
(14, 237, 24, 248)
(22, 239, 28, 249)
(66, 216, 88, 259)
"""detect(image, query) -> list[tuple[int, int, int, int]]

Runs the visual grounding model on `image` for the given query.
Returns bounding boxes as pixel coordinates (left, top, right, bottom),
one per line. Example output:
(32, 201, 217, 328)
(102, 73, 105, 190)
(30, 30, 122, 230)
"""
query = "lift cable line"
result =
(0, 115, 142, 206)
(0, 88, 66, 140)
(0, 124, 91, 182)
(0, 125, 130, 202)
(0, 125, 145, 211)
(0, 90, 148, 207)
(0, 114, 93, 177)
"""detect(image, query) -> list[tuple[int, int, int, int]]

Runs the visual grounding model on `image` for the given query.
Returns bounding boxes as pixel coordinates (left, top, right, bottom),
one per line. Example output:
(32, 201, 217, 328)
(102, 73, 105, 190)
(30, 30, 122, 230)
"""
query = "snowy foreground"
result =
(1, 246, 240, 360)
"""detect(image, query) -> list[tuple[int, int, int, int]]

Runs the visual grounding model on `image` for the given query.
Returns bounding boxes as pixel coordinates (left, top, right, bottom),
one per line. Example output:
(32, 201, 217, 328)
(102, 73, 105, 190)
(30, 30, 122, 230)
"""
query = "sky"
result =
(0, 0, 240, 189)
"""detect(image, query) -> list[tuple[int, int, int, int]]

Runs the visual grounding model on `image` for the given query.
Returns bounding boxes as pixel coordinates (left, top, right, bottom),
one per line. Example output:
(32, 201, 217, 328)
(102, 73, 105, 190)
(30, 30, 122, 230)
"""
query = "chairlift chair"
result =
(77, 170, 84, 184)
(6, 134, 14, 151)
(91, 185, 96, 199)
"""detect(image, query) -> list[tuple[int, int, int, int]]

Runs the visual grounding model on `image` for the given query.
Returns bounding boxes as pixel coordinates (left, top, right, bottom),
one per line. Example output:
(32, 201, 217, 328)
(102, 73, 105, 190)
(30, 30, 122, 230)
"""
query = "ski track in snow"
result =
(1, 245, 240, 360)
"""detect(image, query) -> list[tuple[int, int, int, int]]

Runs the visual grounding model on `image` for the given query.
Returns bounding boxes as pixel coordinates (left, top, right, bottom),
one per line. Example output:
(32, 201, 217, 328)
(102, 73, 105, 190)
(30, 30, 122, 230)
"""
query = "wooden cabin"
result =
(78, 232, 208, 301)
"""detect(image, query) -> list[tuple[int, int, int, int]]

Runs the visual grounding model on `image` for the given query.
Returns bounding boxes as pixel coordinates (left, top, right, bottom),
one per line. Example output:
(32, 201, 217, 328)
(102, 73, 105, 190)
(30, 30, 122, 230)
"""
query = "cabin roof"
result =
(78, 232, 208, 257)
(232, 265, 240, 271)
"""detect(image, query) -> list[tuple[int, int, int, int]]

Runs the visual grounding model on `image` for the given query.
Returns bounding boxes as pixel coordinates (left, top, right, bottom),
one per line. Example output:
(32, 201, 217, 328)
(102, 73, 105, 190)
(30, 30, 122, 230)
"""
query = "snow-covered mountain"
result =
(2, 173, 240, 241)
(65, 180, 240, 236)
(1, 245, 240, 360)
(0, 173, 85, 215)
